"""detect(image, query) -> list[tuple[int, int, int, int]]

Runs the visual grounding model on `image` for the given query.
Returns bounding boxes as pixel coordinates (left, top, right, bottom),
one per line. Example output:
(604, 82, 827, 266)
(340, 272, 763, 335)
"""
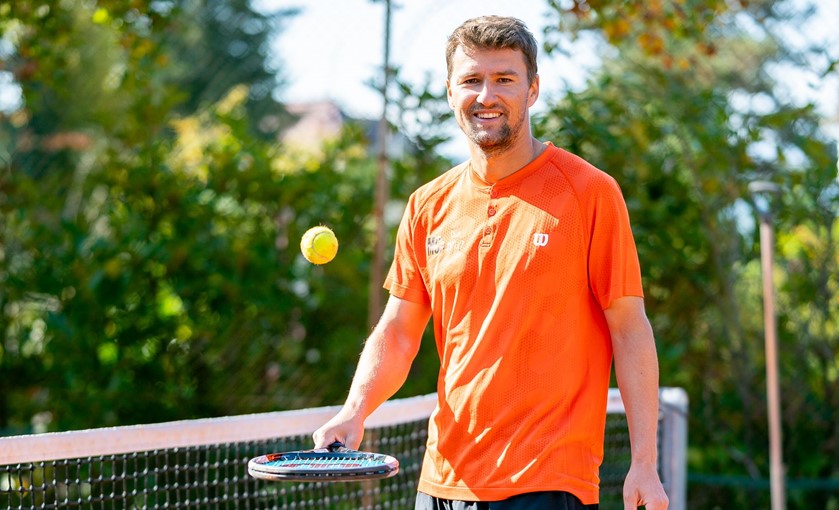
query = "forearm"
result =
(606, 296, 661, 465)
(612, 316, 660, 464)
(341, 295, 429, 420)
(606, 297, 669, 508)
(313, 296, 429, 449)
(342, 321, 421, 420)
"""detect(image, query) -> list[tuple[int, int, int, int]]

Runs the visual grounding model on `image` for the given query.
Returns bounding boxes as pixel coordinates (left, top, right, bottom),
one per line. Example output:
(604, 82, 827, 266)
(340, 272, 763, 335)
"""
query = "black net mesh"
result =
(0, 419, 427, 510)
(0, 411, 662, 509)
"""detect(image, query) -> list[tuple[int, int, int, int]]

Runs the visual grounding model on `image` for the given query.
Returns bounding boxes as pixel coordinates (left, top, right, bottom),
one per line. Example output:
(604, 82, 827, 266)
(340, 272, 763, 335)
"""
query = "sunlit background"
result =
(1, 1, 837, 509)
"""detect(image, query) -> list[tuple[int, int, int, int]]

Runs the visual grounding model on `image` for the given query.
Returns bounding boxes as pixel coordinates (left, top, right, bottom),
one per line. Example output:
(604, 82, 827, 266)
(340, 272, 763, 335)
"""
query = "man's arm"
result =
(312, 294, 431, 449)
(604, 295, 669, 510)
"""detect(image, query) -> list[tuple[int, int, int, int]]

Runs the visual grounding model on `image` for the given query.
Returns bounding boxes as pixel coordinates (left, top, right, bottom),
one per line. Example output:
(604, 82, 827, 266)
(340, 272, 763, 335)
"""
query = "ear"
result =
(446, 79, 454, 109)
(527, 74, 540, 108)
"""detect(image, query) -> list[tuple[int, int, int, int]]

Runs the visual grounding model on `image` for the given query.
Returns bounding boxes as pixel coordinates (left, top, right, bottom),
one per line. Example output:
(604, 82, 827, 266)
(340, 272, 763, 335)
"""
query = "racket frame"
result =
(247, 442, 400, 482)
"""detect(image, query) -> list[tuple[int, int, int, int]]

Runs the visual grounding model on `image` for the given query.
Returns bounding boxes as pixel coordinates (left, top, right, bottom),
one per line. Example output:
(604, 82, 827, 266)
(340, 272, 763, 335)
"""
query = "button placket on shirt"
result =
(481, 185, 498, 247)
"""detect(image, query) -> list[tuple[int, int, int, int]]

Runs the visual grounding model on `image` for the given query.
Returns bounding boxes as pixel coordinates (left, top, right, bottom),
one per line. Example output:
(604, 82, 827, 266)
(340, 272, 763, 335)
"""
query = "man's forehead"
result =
(450, 46, 528, 74)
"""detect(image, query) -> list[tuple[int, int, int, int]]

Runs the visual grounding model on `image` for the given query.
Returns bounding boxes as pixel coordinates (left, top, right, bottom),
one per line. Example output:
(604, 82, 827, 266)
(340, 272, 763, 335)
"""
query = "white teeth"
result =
(476, 113, 500, 119)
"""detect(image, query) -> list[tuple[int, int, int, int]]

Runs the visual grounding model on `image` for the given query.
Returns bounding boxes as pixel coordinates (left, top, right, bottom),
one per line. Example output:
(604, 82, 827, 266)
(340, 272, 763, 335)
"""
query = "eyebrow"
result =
(457, 69, 521, 80)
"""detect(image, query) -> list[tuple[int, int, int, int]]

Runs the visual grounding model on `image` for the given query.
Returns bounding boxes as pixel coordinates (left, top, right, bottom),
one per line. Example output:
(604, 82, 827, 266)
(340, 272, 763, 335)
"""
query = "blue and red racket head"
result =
(248, 441, 400, 482)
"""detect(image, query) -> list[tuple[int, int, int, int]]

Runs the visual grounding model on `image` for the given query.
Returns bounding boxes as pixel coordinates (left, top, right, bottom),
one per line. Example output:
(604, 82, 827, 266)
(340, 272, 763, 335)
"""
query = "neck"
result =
(468, 136, 546, 184)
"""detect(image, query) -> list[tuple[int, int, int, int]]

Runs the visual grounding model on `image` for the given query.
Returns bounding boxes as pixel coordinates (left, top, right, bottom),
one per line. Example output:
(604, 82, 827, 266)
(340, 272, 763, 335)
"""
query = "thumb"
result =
(312, 435, 338, 449)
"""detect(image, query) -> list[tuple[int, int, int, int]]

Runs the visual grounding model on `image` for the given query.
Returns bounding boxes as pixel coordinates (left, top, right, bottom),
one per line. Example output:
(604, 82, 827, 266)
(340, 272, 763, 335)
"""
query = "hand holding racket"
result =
(248, 441, 399, 482)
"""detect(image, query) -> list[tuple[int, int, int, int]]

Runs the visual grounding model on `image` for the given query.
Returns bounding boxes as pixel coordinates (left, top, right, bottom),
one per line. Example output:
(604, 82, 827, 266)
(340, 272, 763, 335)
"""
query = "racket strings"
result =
(277, 453, 379, 469)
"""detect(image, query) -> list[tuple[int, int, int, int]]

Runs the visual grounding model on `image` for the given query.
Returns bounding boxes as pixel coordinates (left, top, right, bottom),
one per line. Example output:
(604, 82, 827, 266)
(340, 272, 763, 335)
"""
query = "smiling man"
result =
(314, 16, 668, 510)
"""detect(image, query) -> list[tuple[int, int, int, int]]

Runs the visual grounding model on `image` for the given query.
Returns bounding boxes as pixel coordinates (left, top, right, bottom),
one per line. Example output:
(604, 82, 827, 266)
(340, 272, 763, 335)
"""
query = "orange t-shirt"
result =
(384, 143, 643, 504)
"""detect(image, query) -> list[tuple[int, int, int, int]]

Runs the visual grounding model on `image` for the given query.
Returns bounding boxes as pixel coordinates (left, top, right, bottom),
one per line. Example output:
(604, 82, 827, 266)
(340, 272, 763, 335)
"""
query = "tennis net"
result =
(0, 388, 687, 509)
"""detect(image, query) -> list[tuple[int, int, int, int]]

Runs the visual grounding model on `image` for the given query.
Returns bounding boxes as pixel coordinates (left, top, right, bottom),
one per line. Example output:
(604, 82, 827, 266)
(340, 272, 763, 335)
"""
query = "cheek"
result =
(451, 99, 473, 120)
(450, 88, 478, 108)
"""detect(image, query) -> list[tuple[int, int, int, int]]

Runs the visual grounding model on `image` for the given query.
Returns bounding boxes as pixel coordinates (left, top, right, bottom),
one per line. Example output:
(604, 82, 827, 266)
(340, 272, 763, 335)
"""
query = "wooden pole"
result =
(750, 181, 786, 510)
(759, 216, 786, 510)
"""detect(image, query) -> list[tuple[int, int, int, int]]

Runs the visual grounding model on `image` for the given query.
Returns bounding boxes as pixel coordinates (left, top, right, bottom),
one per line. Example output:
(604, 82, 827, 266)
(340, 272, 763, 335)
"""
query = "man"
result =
(314, 15, 669, 510)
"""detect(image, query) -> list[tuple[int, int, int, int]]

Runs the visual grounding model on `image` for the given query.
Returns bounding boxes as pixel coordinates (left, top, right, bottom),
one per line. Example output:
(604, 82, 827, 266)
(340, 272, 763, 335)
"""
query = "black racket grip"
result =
(326, 441, 349, 452)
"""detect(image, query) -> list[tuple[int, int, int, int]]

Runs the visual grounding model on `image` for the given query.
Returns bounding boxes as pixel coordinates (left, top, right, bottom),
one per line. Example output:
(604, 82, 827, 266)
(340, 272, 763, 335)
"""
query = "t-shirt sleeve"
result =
(586, 172, 644, 310)
(384, 195, 431, 305)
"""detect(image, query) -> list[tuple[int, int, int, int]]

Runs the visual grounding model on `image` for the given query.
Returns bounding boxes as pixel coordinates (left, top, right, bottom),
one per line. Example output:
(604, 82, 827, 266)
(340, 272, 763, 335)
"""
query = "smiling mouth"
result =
(474, 112, 502, 120)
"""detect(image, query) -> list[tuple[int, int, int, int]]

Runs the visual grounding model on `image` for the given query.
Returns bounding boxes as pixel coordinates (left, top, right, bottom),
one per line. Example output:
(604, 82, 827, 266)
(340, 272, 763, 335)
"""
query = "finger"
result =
(632, 494, 669, 510)
(650, 495, 670, 510)
(645, 487, 669, 510)
(316, 437, 343, 449)
(312, 429, 339, 449)
(344, 432, 363, 450)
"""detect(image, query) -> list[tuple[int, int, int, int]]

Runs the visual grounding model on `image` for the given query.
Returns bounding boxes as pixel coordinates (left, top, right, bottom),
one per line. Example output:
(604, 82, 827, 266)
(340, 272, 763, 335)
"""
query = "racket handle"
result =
(327, 441, 349, 452)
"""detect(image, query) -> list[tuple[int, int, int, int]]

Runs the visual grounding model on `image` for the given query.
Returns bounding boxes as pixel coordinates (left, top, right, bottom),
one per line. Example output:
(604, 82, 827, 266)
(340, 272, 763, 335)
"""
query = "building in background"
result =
(280, 100, 413, 158)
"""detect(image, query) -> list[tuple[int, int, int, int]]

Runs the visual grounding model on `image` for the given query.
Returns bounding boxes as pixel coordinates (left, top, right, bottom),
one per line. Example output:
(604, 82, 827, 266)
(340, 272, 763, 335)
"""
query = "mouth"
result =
(472, 111, 503, 123)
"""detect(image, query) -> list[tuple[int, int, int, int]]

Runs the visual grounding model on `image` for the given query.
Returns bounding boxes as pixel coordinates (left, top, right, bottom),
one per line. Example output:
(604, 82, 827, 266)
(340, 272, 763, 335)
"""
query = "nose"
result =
(476, 82, 497, 105)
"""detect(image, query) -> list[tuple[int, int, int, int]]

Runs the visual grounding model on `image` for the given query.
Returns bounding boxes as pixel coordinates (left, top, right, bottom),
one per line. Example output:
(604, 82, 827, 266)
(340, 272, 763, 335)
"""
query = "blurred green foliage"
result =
(0, 0, 444, 431)
(0, 1, 837, 509)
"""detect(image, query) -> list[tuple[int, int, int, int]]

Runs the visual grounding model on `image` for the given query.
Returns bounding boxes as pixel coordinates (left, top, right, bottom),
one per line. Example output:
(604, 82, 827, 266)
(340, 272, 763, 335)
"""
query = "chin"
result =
(469, 131, 515, 153)
(476, 140, 514, 156)
(470, 129, 510, 146)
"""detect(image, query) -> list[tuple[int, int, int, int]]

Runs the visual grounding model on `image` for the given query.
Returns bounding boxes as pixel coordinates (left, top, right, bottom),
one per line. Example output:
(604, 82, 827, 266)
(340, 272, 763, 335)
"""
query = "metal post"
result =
(659, 388, 689, 510)
(748, 181, 786, 510)
(368, 0, 392, 329)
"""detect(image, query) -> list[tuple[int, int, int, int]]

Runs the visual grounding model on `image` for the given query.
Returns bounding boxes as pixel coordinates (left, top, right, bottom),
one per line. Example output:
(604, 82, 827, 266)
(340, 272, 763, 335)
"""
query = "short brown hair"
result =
(446, 16, 539, 84)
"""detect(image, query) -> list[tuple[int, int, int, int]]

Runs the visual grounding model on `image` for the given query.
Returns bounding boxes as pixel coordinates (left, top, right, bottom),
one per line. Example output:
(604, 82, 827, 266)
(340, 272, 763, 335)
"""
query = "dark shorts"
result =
(415, 491, 599, 510)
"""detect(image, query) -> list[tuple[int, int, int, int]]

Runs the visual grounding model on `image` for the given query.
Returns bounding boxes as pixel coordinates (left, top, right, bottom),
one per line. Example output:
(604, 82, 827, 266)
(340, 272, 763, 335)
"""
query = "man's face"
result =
(446, 46, 539, 156)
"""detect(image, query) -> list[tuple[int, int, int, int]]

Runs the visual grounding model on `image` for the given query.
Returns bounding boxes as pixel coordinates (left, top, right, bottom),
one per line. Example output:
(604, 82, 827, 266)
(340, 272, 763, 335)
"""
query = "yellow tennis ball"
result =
(300, 226, 339, 265)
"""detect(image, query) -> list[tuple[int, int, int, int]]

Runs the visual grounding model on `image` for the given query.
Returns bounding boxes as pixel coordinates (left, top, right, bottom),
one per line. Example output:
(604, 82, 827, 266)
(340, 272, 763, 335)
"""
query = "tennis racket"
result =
(247, 441, 399, 482)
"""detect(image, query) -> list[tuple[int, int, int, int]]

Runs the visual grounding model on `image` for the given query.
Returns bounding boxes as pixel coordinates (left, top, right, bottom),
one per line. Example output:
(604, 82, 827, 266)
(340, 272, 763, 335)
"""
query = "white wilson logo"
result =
(533, 233, 549, 246)
(426, 235, 443, 255)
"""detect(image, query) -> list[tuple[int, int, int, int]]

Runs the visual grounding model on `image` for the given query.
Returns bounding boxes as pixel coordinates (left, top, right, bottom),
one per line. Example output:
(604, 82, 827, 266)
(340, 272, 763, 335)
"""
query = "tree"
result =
(0, 0, 307, 430)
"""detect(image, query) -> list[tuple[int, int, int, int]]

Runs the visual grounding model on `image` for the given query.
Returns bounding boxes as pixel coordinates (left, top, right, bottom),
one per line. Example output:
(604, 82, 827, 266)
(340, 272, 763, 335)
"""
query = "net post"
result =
(659, 387, 688, 510)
